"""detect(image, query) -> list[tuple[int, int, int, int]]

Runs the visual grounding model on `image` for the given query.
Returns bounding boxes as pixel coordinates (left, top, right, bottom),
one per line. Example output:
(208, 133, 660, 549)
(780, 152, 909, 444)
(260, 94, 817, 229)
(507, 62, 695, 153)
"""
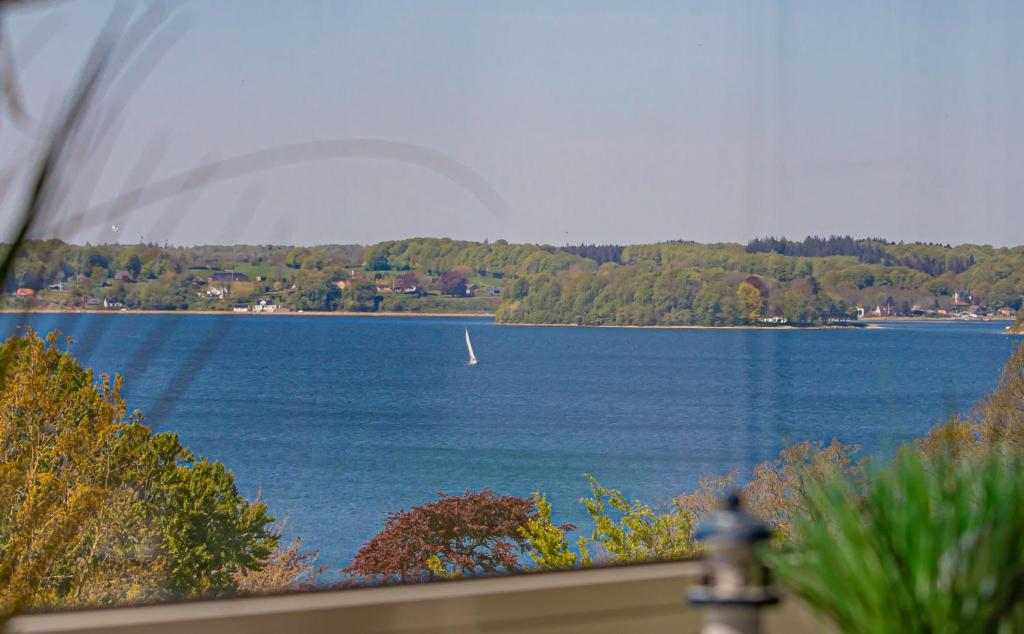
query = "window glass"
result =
(1, 0, 1022, 618)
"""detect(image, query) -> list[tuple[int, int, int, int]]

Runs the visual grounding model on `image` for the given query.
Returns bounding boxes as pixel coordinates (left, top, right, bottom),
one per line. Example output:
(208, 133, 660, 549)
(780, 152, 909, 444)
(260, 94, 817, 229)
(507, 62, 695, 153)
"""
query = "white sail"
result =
(465, 328, 478, 365)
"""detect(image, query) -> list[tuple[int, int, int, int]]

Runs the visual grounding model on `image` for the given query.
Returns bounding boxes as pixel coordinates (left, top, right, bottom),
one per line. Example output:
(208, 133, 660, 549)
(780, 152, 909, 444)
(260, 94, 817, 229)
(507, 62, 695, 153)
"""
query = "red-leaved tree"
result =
(440, 270, 468, 296)
(343, 490, 536, 584)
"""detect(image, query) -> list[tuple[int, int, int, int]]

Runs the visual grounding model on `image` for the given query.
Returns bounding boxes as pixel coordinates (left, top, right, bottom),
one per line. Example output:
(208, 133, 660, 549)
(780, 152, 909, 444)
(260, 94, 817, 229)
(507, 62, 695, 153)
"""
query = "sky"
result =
(1, 1, 1022, 247)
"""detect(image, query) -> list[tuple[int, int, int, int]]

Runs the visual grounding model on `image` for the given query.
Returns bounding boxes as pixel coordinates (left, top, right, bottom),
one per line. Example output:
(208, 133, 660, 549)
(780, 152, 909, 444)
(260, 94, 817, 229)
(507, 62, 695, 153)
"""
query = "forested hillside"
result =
(4, 236, 1024, 326)
(500, 237, 1024, 326)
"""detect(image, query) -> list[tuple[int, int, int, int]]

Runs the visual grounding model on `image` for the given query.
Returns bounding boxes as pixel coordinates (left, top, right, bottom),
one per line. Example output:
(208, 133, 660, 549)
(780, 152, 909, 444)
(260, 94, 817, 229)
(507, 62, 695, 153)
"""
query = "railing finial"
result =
(689, 489, 777, 634)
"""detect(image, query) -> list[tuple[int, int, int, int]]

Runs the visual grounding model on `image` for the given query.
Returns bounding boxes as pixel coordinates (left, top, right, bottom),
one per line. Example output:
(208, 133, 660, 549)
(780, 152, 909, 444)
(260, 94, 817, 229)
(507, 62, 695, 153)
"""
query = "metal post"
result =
(689, 493, 777, 634)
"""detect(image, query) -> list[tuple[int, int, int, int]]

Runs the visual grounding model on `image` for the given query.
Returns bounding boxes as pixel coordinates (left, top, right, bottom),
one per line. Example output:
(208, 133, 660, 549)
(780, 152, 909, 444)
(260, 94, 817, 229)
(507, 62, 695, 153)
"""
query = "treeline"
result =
(500, 239, 1024, 326)
(4, 237, 1024, 325)
(496, 267, 849, 326)
(363, 238, 594, 277)
(746, 235, 978, 276)
(554, 244, 625, 265)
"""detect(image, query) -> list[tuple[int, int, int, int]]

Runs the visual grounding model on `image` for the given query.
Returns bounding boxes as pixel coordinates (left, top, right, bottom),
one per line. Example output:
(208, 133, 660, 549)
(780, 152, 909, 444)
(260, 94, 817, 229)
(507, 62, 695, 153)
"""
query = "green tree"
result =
(299, 250, 327, 271)
(12, 260, 46, 290)
(507, 277, 529, 300)
(284, 247, 308, 269)
(521, 493, 580, 570)
(288, 270, 340, 311)
(108, 281, 129, 305)
(341, 280, 378, 311)
(89, 264, 107, 283)
(138, 273, 189, 310)
(140, 256, 178, 280)
(153, 456, 277, 597)
(577, 475, 697, 564)
(364, 244, 390, 271)
(692, 287, 721, 325)
(782, 288, 808, 324)
(737, 281, 764, 322)
(118, 251, 142, 278)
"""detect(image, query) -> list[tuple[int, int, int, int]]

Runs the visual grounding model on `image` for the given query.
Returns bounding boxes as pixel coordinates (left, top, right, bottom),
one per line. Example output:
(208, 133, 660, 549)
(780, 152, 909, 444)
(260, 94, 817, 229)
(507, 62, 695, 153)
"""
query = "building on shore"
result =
(253, 298, 278, 313)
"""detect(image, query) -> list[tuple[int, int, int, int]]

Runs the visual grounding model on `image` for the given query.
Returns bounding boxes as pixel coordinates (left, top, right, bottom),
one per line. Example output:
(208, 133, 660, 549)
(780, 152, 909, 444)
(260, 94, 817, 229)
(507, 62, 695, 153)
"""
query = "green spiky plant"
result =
(766, 447, 1024, 634)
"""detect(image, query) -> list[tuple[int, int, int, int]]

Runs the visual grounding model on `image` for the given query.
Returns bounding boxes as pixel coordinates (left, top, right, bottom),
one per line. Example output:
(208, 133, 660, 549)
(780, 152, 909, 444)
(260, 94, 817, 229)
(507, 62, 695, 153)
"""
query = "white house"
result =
(253, 298, 278, 313)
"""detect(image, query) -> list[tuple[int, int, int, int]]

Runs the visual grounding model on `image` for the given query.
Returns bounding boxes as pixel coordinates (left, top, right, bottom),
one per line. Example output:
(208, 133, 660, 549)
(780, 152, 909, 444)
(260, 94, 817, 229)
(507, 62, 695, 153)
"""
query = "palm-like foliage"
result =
(767, 448, 1024, 634)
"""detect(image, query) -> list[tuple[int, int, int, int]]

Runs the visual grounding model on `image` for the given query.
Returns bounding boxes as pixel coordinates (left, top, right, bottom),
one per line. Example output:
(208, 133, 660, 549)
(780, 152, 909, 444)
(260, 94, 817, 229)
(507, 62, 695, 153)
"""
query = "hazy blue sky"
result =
(2, 1, 1022, 247)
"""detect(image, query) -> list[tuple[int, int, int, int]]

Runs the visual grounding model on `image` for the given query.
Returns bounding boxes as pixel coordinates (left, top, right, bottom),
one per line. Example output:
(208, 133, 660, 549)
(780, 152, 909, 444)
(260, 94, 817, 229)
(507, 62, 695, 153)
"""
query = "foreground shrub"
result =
(521, 493, 581, 570)
(576, 474, 698, 564)
(520, 445, 862, 571)
(672, 439, 861, 545)
(234, 537, 325, 594)
(343, 490, 537, 584)
(977, 340, 1024, 449)
(767, 449, 1024, 634)
(915, 341, 1024, 462)
(0, 331, 280, 614)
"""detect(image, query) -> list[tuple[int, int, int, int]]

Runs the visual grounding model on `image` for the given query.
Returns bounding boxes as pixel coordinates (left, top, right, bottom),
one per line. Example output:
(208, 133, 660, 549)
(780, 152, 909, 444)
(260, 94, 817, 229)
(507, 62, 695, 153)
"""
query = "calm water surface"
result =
(1, 314, 1018, 572)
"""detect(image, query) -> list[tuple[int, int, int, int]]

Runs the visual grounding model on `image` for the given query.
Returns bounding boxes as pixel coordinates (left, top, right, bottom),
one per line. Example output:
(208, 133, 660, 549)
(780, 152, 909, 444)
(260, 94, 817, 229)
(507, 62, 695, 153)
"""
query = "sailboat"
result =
(465, 328, 478, 365)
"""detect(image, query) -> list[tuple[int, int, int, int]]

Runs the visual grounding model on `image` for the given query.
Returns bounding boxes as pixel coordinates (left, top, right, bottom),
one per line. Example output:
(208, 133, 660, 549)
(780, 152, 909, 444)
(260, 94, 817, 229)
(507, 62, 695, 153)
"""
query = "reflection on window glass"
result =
(1, 2, 1023, 631)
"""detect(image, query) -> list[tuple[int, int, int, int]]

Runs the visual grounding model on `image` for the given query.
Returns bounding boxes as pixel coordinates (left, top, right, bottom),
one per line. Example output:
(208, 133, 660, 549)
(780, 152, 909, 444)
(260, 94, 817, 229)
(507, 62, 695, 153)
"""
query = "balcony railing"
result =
(4, 560, 831, 634)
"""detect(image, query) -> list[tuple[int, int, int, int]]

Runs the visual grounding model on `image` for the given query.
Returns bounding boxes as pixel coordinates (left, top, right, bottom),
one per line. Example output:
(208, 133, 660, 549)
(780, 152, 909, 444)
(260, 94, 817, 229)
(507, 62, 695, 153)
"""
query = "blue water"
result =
(1, 314, 1019, 573)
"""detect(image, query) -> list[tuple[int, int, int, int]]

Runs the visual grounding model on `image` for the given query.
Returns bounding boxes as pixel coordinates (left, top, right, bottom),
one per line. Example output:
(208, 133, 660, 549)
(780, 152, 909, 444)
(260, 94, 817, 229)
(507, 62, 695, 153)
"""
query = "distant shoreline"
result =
(497, 321, 878, 331)
(3, 308, 1014, 331)
(860, 316, 1015, 323)
(0, 308, 874, 330)
(0, 308, 495, 319)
